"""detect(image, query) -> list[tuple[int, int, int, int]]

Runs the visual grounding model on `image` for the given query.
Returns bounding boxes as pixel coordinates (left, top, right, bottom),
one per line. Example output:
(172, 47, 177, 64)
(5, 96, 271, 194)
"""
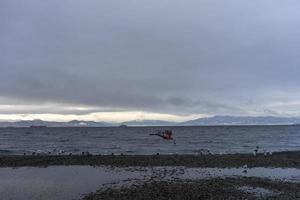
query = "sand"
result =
(83, 177, 300, 200)
(0, 151, 300, 168)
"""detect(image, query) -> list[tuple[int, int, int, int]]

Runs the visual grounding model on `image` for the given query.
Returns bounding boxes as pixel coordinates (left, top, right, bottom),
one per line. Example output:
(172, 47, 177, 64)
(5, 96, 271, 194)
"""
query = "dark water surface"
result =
(0, 126, 300, 155)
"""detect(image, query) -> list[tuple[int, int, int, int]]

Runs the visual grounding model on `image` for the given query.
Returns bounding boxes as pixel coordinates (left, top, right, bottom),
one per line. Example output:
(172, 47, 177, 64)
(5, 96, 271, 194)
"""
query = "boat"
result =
(30, 125, 47, 128)
(119, 124, 128, 128)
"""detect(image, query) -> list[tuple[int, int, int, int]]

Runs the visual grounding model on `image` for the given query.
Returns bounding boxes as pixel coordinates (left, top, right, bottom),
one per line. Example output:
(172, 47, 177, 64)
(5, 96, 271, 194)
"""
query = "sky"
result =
(1, 0, 300, 122)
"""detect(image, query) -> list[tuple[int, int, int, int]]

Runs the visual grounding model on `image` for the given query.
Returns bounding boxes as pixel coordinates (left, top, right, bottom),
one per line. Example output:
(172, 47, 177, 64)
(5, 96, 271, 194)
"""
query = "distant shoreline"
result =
(2, 115, 300, 127)
(1, 150, 300, 168)
(1, 124, 300, 128)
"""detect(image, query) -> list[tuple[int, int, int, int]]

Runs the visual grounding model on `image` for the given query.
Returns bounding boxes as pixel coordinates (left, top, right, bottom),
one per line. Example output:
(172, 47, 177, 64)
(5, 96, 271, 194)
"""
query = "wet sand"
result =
(84, 177, 300, 200)
(1, 151, 300, 199)
(81, 162, 300, 200)
(0, 150, 300, 168)
(1, 165, 300, 199)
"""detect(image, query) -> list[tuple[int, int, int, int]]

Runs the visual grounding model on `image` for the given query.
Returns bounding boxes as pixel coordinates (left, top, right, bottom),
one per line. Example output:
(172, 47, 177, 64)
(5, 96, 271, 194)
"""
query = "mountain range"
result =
(1, 116, 300, 127)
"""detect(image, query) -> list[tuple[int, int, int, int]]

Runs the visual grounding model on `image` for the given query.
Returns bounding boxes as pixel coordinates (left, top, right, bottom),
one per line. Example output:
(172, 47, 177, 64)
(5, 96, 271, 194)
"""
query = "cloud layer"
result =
(1, 0, 300, 121)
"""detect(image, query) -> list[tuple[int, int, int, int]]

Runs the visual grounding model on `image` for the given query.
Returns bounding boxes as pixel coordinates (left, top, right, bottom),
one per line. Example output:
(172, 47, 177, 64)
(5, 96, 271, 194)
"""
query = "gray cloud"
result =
(1, 0, 300, 118)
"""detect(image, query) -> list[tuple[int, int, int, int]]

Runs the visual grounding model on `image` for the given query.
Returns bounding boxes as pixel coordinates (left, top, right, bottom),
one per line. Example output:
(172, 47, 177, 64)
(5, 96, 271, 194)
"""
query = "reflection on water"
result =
(0, 166, 300, 200)
(0, 166, 143, 200)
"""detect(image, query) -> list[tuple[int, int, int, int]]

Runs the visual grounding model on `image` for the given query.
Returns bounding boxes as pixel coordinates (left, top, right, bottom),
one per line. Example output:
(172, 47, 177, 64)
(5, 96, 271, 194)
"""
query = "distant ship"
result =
(30, 125, 47, 128)
(119, 124, 128, 128)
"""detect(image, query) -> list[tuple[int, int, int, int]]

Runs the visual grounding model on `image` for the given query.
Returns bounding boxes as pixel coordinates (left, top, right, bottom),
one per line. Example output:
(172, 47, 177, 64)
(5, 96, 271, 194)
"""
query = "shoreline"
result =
(0, 150, 300, 168)
(1, 151, 300, 199)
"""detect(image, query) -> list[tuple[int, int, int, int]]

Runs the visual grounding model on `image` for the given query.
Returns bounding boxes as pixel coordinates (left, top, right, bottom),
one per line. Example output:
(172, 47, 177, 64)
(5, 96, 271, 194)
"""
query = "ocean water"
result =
(0, 125, 300, 155)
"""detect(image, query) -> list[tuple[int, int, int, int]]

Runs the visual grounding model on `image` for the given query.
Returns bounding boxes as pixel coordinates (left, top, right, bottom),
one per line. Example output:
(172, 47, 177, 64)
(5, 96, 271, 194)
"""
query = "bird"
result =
(150, 130, 176, 144)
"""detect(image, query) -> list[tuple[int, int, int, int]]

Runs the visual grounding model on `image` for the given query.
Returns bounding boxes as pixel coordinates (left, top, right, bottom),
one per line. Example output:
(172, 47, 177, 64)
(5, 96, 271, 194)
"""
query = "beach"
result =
(1, 150, 300, 168)
(84, 178, 300, 200)
(1, 151, 300, 199)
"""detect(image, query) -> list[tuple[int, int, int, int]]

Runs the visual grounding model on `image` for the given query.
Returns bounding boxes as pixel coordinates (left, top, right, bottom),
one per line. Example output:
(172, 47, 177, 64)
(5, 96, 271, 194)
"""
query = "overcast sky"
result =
(1, 0, 300, 122)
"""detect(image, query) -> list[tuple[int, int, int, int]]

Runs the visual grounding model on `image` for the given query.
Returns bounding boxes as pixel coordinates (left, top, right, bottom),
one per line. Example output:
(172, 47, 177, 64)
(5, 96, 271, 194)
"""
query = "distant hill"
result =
(180, 116, 300, 126)
(0, 120, 112, 127)
(1, 116, 300, 127)
(120, 120, 177, 126)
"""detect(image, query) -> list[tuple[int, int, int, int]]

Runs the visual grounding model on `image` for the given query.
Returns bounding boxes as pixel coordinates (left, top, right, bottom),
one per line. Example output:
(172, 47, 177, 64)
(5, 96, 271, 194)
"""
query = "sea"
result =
(0, 125, 300, 155)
